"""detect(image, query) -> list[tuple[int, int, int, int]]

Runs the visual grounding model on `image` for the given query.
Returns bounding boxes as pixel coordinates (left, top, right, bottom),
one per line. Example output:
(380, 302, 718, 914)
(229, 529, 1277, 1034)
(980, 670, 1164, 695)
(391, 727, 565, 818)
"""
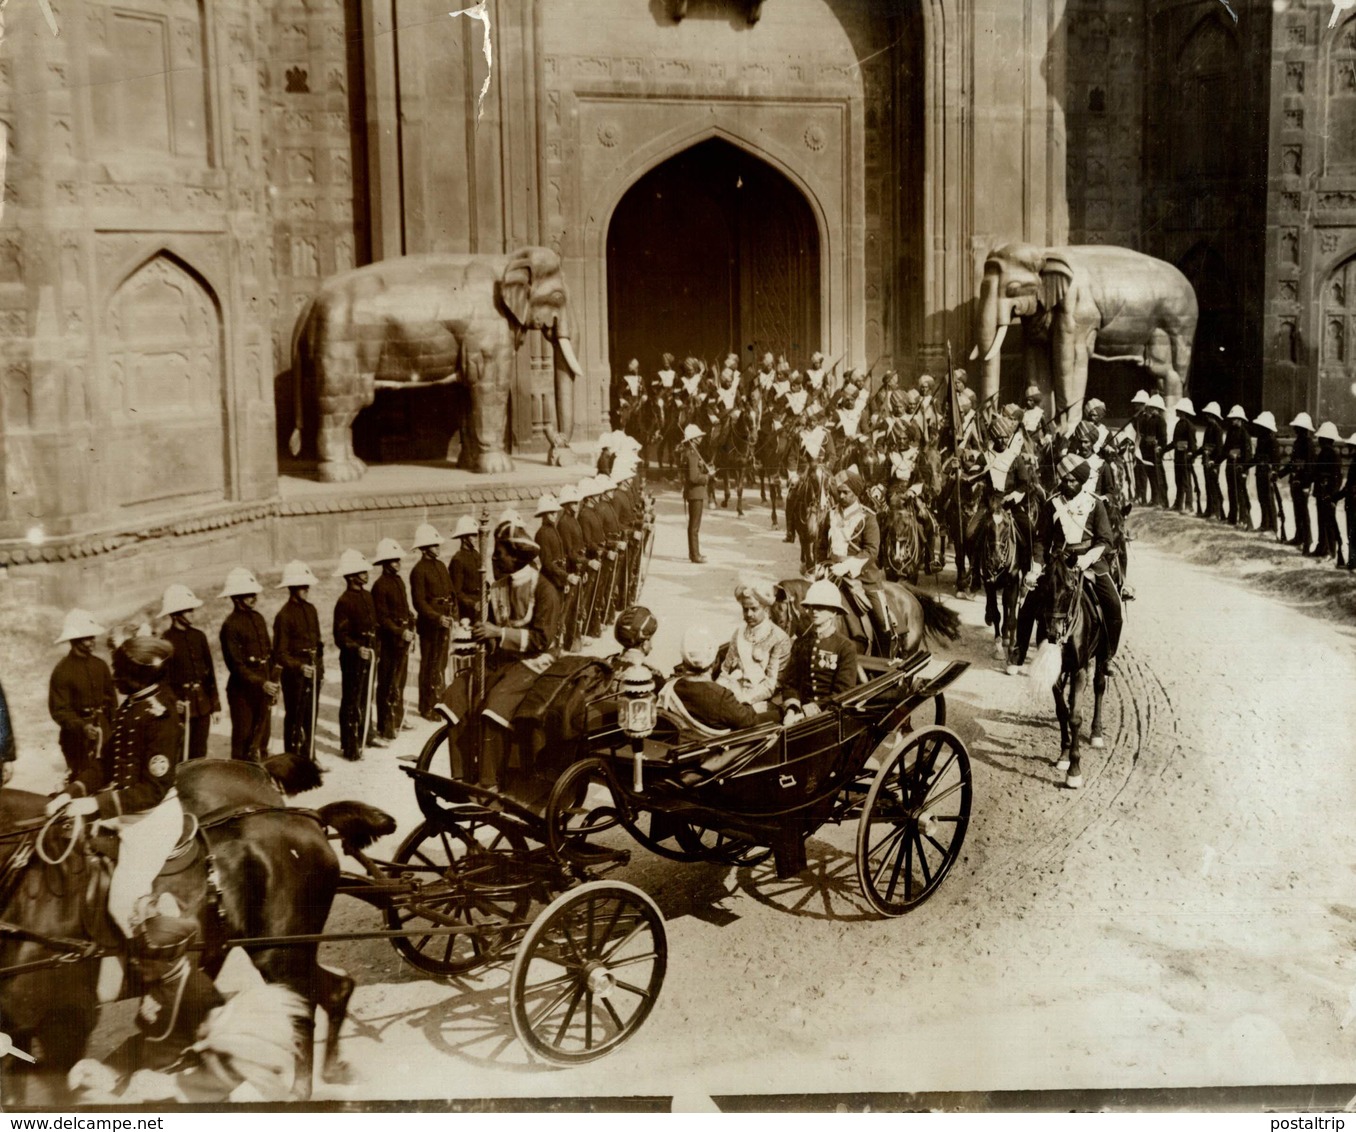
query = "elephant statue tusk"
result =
(558, 335, 583, 378)
(983, 323, 1008, 363)
(968, 345, 979, 361)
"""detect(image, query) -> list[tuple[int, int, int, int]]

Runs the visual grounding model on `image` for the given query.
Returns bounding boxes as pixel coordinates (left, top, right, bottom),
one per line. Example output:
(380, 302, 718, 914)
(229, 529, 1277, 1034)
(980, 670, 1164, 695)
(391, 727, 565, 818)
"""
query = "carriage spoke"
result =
(870, 825, 910, 887)
(613, 979, 655, 1001)
(883, 828, 909, 903)
(529, 978, 579, 1030)
(602, 996, 626, 1032)
(913, 829, 933, 886)
(585, 990, 594, 1049)
(918, 779, 965, 811)
(553, 983, 586, 1045)
(603, 950, 661, 971)
(598, 920, 646, 963)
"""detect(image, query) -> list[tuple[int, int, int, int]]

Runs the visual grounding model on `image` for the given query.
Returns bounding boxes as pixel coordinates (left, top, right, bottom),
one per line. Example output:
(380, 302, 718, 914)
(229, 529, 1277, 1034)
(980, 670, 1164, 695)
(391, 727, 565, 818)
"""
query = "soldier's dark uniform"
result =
(1143, 410, 1169, 508)
(1282, 427, 1315, 550)
(162, 623, 219, 760)
(1222, 415, 1253, 528)
(1200, 411, 1226, 520)
(1343, 443, 1356, 572)
(612, 487, 637, 613)
(557, 506, 585, 650)
(70, 682, 181, 821)
(373, 568, 415, 739)
(220, 607, 273, 762)
(272, 594, 323, 758)
(334, 585, 378, 760)
(410, 551, 455, 718)
(578, 496, 607, 639)
(48, 651, 116, 781)
(682, 442, 708, 563)
(592, 494, 623, 636)
(449, 540, 483, 621)
(1170, 415, 1196, 513)
(1251, 424, 1279, 536)
(1312, 438, 1343, 561)
(779, 628, 859, 713)
(535, 514, 568, 650)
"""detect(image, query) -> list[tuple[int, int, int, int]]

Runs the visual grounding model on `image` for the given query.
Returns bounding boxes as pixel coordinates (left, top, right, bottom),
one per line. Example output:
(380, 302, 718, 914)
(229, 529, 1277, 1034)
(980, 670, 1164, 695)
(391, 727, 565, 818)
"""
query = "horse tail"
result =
(262, 752, 324, 796)
(899, 581, 962, 644)
(317, 801, 398, 855)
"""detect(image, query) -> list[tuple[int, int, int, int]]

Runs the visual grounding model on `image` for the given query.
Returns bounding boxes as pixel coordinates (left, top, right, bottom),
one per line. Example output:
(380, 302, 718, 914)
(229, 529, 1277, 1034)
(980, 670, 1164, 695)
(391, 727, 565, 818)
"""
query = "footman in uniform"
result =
(272, 560, 324, 759)
(160, 585, 219, 761)
(218, 568, 277, 762)
(49, 608, 116, 784)
(410, 523, 455, 720)
(333, 549, 379, 760)
(681, 423, 709, 564)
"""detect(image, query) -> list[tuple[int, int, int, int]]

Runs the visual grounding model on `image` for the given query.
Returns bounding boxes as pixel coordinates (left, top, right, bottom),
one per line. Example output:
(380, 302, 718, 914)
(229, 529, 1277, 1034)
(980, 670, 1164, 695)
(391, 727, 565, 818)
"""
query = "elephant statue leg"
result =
(316, 352, 373, 484)
(1053, 322, 1091, 428)
(458, 354, 515, 476)
(1145, 329, 1184, 406)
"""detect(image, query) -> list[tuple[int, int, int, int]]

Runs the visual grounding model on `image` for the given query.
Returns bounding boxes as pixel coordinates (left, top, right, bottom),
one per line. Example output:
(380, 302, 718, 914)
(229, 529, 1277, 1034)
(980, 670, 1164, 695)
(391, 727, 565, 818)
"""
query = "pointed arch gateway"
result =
(605, 138, 822, 372)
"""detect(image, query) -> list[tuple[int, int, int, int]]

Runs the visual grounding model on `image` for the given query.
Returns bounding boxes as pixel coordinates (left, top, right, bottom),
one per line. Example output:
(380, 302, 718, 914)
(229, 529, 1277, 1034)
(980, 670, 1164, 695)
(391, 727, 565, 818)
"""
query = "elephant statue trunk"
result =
(548, 312, 583, 442)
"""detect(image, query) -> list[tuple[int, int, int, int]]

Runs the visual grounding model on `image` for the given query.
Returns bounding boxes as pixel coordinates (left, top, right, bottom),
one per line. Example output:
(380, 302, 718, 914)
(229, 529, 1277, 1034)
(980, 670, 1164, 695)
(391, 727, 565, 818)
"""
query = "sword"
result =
(1273, 474, 1288, 542)
(308, 660, 320, 763)
(583, 554, 605, 639)
(180, 700, 191, 763)
(359, 639, 377, 752)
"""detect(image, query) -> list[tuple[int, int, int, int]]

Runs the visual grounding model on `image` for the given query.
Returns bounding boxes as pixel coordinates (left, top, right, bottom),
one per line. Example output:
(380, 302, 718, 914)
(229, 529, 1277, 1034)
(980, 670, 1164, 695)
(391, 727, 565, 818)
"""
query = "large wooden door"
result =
(607, 139, 819, 376)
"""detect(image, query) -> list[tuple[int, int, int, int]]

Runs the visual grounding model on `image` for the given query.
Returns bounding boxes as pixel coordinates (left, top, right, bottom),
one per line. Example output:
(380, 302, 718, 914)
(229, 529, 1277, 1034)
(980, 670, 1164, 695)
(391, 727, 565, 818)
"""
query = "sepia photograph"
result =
(0, 0, 1353, 1115)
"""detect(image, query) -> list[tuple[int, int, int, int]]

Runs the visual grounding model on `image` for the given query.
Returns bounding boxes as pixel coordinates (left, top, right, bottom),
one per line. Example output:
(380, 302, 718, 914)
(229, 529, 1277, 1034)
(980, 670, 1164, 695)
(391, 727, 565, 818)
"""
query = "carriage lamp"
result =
(449, 620, 477, 680)
(619, 664, 656, 791)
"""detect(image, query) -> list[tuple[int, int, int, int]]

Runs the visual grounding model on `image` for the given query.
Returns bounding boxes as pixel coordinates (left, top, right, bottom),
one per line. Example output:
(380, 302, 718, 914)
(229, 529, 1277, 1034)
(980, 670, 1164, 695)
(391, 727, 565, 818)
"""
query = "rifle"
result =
(358, 641, 376, 752)
(473, 509, 493, 705)
(945, 341, 965, 592)
(306, 650, 320, 763)
(582, 550, 605, 639)
(1273, 471, 1288, 542)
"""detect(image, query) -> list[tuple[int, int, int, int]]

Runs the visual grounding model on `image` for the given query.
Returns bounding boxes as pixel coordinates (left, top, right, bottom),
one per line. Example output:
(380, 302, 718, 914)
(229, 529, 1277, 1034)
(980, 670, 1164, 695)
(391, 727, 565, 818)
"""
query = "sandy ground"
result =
(6, 477, 1356, 1108)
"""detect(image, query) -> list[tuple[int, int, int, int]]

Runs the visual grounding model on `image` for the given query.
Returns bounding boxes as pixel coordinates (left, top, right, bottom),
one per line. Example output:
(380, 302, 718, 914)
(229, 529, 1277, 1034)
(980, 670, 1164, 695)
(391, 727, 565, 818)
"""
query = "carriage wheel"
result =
(855, 725, 971, 917)
(544, 758, 626, 865)
(384, 815, 532, 976)
(508, 881, 667, 1065)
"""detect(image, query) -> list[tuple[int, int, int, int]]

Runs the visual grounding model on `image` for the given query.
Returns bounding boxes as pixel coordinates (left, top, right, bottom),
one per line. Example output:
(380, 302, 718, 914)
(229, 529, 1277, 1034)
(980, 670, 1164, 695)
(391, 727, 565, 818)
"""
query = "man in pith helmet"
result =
(272, 560, 323, 759)
(409, 523, 455, 720)
(160, 585, 219, 761)
(49, 608, 116, 782)
(1280, 412, 1315, 551)
(219, 568, 276, 762)
(1312, 421, 1344, 563)
(372, 539, 415, 741)
(333, 549, 378, 760)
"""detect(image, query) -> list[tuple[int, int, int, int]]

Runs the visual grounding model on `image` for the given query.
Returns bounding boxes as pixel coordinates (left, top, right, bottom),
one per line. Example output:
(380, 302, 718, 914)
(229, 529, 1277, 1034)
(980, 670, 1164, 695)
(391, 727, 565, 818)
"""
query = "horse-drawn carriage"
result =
(1, 647, 971, 1092)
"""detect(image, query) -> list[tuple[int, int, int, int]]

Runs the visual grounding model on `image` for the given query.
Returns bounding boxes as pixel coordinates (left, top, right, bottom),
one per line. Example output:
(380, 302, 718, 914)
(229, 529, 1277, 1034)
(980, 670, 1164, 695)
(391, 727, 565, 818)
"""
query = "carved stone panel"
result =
(104, 253, 226, 510)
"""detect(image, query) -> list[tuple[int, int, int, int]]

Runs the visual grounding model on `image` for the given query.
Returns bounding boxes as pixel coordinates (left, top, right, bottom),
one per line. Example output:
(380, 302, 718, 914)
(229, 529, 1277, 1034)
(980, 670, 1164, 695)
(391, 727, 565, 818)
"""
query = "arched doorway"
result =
(606, 139, 821, 374)
(1177, 242, 1236, 411)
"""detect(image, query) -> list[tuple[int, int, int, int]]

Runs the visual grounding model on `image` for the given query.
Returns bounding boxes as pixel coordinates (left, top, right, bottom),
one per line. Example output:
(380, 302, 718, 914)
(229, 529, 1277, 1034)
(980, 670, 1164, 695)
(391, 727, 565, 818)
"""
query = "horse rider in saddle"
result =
(45, 634, 194, 1003)
(1022, 454, 1125, 676)
(818, 469, 893, 653)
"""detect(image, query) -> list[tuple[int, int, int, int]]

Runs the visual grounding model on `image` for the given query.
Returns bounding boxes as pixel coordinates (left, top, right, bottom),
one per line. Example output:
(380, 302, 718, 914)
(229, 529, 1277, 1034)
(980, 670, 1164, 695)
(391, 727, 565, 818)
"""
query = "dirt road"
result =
(292, 493, 1356, 1104)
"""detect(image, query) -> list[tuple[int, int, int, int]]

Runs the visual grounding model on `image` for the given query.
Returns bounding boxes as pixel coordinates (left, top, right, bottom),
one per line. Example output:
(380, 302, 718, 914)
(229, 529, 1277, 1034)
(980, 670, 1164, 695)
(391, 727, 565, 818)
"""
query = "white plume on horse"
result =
(1024, 641, 1065, 704)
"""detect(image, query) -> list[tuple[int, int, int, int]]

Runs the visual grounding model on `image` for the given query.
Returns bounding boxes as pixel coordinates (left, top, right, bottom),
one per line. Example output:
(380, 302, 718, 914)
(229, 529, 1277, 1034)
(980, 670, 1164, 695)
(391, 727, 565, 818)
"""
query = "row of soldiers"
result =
(46, 455, 653, 777)
(1124, 393, 1356, 569)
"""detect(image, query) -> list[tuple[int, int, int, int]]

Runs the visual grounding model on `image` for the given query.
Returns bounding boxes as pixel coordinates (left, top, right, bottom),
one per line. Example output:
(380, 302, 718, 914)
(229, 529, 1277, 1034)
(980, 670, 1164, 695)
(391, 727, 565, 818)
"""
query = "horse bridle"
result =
(1045, 556, 1085, 645)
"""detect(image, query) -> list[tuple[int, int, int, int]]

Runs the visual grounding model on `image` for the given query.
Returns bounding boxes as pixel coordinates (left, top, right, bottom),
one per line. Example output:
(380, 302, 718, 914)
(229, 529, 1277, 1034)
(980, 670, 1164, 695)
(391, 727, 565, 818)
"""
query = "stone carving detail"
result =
(105, 254, 225, 509)
(1287, 22, 1306, 47)
(596, 121, 620, 148)
(1279, 279, 1298, 303)
(1282, 146, 1302, 176)
(804, 124, 826, 152)
(1319, 192, 1356, 209)
(1282, 229, 1299, 265)
(1286, 62, 1304, 93)
(1321, 231, 1342, 254)
(288, 150, 315, 183)
(290, 237, 318, 277)
(1285, 108, 1303, 131)
(1281, 192, 1302, 211)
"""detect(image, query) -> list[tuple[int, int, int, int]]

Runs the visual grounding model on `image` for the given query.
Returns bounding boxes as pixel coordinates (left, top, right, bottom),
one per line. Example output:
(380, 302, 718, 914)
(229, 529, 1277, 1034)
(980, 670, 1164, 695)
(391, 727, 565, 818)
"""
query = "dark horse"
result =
(1035, 549, 1110, 789)
(785, 461, 832, 575)
(0, 759, 394, 1102)
(773, 576, 961, 660)
(974, 491, 1027, 673)
(754, 410, 795, 529)
(713, 402, 760, 517)
(882, 486, 926, 584)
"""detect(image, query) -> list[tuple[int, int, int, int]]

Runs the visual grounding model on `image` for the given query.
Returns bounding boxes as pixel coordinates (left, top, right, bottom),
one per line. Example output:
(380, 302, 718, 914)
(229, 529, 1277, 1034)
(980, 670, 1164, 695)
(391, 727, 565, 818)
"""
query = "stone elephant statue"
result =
(973, 243, 1198, 428)
(288, 246, 582, 482)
